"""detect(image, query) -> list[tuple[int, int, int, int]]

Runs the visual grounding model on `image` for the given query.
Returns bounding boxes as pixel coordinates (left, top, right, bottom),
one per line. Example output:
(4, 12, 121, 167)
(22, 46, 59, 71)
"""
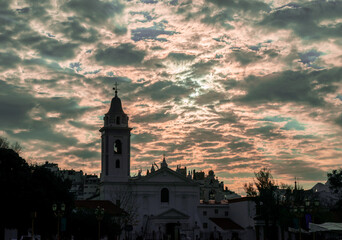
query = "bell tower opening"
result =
(114, 140, 122, 154)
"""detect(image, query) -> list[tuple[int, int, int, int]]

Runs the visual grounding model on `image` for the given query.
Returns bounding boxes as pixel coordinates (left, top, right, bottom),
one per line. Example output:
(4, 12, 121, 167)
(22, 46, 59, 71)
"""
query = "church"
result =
(99, 87, 258, 240)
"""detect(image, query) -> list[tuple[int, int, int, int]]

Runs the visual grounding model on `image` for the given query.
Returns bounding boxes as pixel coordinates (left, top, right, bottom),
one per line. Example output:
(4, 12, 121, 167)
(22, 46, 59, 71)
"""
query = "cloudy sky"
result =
(1, 0, 342, 193)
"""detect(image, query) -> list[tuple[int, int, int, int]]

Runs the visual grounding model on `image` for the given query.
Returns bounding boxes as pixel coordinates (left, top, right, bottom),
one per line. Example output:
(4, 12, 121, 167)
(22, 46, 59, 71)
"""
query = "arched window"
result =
(161, 188, 169, 203)
(116, 116, 120, 125)
(115, 159, 120, 168)
(114, 140, 122, 154)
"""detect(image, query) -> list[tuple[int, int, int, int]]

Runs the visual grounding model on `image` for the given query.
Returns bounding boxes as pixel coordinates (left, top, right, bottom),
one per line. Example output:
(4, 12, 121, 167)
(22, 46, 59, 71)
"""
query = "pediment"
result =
(152, 208, 189, 220)
(138, 168, 194, 184)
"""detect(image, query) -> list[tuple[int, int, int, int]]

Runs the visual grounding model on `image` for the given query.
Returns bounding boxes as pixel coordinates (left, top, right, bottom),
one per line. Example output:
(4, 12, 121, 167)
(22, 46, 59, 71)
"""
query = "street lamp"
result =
(52, 203, 65, 240)
(95, 206, 105, 240)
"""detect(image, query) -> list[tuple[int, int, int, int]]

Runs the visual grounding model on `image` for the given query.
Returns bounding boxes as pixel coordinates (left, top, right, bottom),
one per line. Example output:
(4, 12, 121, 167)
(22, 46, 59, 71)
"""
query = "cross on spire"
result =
(113, 82, 119, 97)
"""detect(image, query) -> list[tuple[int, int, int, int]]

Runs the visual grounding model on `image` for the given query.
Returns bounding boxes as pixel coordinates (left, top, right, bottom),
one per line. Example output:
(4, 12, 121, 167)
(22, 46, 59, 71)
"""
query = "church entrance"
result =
(165, 222, 181, 240)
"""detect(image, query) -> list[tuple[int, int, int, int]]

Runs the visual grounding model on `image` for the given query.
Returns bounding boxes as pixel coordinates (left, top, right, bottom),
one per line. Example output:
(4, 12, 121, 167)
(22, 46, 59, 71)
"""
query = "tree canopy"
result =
(0, 147, 73, 238)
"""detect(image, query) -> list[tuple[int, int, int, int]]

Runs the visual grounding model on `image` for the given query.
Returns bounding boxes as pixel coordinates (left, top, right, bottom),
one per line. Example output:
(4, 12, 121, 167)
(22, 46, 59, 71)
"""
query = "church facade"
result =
(100, 88, 257, 240)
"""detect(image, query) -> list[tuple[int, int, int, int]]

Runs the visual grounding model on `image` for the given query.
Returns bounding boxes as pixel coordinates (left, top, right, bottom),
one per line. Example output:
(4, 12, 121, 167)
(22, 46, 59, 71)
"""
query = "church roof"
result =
(133, 166, 198, 185)
(107, 93, 125, 115)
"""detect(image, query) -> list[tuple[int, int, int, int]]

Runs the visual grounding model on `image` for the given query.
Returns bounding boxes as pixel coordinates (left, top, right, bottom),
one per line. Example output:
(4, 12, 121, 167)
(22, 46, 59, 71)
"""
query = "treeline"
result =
(0, 145, 74, 239)
(1, 138, 123, 240)
(243, 168, 342, 240)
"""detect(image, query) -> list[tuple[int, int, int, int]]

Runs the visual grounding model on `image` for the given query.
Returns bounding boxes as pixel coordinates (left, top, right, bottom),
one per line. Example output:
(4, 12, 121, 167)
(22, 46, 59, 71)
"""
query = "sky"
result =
(1, 0, 342, 194)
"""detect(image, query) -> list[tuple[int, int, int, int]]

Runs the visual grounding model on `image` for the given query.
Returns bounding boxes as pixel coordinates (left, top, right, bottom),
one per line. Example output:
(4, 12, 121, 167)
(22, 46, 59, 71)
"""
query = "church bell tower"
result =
(100, 84, 132, 182)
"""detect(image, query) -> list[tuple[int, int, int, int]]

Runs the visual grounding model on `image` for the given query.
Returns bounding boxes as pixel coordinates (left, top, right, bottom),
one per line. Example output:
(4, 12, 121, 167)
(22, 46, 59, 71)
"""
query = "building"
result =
(42, 162, 100, 200)
(100, 87, 257, 239)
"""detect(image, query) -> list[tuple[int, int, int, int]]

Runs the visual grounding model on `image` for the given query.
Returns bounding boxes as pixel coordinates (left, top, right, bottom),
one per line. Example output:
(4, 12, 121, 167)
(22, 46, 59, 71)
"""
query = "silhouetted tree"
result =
(0, 148, 73, 238)
(327, 169, 342, 209)
(0, 137, 10, 148)
(0, 136, 23, 154)
(328, 169, 342, 193)
(244, 168, 278, 240)
(243, 182, 257, 197)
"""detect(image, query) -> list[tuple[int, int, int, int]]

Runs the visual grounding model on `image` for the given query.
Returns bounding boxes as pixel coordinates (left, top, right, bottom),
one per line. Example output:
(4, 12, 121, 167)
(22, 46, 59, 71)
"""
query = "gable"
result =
(138, 168, 195, 184)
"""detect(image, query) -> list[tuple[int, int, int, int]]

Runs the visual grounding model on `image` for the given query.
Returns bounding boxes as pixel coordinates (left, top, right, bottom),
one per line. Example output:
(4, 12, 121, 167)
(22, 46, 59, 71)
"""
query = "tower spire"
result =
(113, 82, 119, 97)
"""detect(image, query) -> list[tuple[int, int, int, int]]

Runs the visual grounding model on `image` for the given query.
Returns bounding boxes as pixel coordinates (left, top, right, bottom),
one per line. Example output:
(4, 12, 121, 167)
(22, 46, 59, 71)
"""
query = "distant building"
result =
(42, 162, 99, 200)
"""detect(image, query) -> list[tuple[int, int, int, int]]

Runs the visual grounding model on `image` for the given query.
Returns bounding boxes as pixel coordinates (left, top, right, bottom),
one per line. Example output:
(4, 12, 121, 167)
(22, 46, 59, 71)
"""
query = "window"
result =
(115, 159, 120, 168)
(225, 211, 228, 216)
(203, 211, 207, 216)
(114, 140, 122, 154)
(161, 188, 169, 203)
(203, 223, 208, 229)
(116, 199, 120, 207)
(116, 116, 120, 125)
(214, 209, 218, 214)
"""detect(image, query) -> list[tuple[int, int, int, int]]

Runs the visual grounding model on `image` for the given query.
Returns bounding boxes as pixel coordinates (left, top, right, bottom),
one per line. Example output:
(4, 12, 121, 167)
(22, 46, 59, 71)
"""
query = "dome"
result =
(106, 94, 125, 115)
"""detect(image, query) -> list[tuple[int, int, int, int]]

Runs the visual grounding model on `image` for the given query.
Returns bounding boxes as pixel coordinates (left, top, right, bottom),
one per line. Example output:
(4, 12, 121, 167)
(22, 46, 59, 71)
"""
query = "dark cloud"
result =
(113, 26, 128, 36)
(0, 80, 35, 127)
(0, 80, 92, 145)
(136, 80, 193, 102)
(195, 91, 226, 105)
(0, 51, 21, 71)
(167, 52, 196, 61)
(246, 124, 284, 140)
(230, 50, 263, 66)
(132, 111, 178, 123)
(31, 37, 78, 60)
(94, 43, 146, 66)
(131, 132, 158, 143)
(206, 0, 270, 13)
(190, 60, 218, 77)
(236, 68, 342, 106)
(188, 128, 224, 143)
(259, 1, 342, 41)
(293, 135, 317, 140)
(200, 9, 234, 30)
(209, 111, 240, 127)
(205, 156, 261, 169)
(65, 149, 100, 159)
(227, 139, 254, 153)
(56, 19, 99, 43)
(7, 120, 79, 146)
(68, 120, 98, 131)
(335, 114, 342, 127)
(62, 0, 125, 25)
(272, 159, 326, 181)
(182, 0, 270, 29)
